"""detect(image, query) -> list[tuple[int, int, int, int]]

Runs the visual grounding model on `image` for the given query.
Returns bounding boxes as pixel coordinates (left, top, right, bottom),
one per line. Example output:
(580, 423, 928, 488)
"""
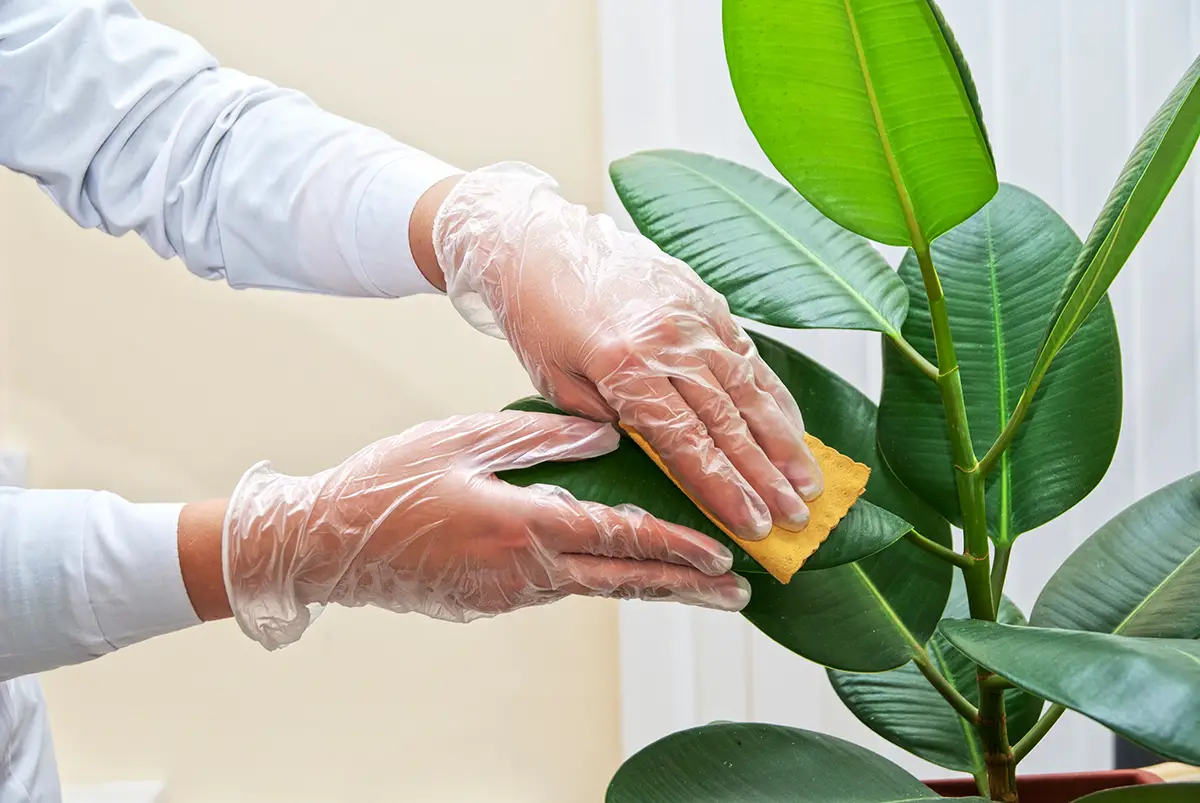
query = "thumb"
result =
(482, 411, 619, 473)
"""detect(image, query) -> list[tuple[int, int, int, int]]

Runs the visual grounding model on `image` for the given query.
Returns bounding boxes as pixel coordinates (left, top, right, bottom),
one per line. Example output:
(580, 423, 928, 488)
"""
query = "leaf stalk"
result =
(1013, 704, 1067, 763)
(912, 649, 980, 724)
(905, 530, 975, 569)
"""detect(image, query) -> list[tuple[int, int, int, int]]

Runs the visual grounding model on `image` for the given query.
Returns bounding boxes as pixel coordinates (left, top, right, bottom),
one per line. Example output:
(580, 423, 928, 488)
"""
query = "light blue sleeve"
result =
(0, 0, 460, 297)
(0, 489, 197, 681)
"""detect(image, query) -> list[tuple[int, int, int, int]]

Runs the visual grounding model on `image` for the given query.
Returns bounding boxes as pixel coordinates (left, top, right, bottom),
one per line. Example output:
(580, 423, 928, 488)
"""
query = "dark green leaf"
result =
(1032, 472, 1200, 638)
(502, 396, 906, 576)
(1035, 55, 1200, 384)
(877, 184, 1122, 542)
(722, 0, 997, 246)
(504, 332, 953, 670)
(1076, 785, 1200, 802)
(721, 333, 952, 671)
(609, 150, 907, 333)
(829, 576, 1042, 772)
(940, 621, 1200, 765)
(606, 722, 989, 803)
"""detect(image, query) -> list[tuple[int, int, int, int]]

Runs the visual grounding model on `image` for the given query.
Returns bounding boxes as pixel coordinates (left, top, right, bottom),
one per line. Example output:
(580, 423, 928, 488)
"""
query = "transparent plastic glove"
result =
(223, 411, 747, 650)
(432, 163, 824, 541)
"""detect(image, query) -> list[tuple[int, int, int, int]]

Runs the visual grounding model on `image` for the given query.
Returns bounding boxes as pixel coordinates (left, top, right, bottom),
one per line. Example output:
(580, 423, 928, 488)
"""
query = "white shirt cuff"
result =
(352, 150, 463, 297)
(83, 497, 200, 649)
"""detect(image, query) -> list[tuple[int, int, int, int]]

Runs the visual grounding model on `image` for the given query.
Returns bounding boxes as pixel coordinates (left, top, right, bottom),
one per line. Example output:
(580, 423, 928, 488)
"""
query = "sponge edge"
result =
(620, 425, 871, 584)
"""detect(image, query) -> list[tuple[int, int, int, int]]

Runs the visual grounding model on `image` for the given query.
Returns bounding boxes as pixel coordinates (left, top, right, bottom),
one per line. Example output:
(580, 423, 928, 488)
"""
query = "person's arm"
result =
(0, 413, 746, 677)
(0, 0, 459, 297)
(0, 489, 199, 681)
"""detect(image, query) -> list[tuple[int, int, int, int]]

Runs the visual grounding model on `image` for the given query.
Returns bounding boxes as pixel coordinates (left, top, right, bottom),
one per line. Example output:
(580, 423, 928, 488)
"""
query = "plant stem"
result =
(905, 530, 974, 569)
(978, 671, 1018, 802)
(888, 332, 940, 380)
(912, 649, 980, 723)
(913, 243, 1016, 802)
(979, 391, 1036, 476)
(912, 245, 995, 622)
(991, 544, 1012, 611)
(981, 673, 1013, 693)
(1013, 704, 1067, 763)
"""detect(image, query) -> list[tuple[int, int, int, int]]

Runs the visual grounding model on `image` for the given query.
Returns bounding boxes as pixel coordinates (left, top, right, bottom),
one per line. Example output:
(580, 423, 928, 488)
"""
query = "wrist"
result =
(178, 498, 233, 622)
(409, 175, 463, 292)
(222, 463, 338, 649)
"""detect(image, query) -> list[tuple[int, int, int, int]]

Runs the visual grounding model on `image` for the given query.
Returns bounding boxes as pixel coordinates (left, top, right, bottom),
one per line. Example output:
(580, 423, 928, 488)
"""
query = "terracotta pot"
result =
(925, 769, 1163, 801)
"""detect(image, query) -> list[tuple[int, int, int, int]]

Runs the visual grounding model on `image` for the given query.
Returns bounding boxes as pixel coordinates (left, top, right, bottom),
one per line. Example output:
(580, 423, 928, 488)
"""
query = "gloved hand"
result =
(223, 411, 747, 650)
(432, 163, 824, 541)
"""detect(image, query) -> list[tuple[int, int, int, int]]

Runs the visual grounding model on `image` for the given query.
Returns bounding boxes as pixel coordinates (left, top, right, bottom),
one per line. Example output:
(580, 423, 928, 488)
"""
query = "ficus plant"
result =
(501, 1, 1200, 802)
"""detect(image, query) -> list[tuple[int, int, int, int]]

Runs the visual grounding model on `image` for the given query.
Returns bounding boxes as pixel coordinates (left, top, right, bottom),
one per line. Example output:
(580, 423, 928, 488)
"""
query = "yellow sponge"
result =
(620, 425, 871, 584)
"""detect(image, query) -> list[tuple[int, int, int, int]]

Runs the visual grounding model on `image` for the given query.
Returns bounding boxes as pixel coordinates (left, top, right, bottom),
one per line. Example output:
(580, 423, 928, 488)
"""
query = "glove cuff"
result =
(223, 461, 325, 651)
(431, 161, 562, 338)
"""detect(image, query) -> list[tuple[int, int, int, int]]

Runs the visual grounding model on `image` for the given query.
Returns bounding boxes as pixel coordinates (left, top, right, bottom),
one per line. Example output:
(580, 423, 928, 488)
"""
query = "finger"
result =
(558, 554, 751, 612)
(609, 376, 772, 540)
(484, 411, 619, 472)
(714, 320, 808, 435)
(704, 350, 823, 501)
(549, 498, 734, 576)
(541, 373, 617, 424)
(671, 367, 810, 528)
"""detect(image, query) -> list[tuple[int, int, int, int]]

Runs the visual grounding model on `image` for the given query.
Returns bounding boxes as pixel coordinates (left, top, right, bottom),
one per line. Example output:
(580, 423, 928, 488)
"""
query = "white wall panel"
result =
(602, 0, 1200, 780)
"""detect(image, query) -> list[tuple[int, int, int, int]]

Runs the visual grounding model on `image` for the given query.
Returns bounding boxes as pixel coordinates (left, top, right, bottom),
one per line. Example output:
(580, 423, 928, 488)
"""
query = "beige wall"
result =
(0, 1, 620, 800)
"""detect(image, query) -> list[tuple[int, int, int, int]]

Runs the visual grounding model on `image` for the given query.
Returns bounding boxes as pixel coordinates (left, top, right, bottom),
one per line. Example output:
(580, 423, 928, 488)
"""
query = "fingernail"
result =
(781, 501, 810, 531)
(793, 444, 824, 501)
(710, 546, 735, 575)
(727, 575, 752, 611)
(736, 502, 772, 541)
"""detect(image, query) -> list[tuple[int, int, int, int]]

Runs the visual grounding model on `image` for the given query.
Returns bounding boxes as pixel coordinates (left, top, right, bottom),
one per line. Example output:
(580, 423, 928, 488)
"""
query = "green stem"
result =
(913, 649, 980, 723)
(905, 530, 974, 569)
(978, 671, 1018, 802)
(888, 332, 940, 381)
(1013, 704, 1067, 763)
(914, 243, 1014, 801)
(980, 390, 1037, 476)
(991, 544, 1012, 612)
(913, 245, 995, 623)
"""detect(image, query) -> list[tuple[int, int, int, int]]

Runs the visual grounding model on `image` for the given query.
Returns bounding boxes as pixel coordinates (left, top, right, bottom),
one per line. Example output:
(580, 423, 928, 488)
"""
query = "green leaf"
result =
(501, 395, 905, 576)
(1034, 54, 1200, 386)
(606, 722, 989, 803)
(609, 150, 907, 333)
(829, 576, 1042, 772)
(1032, 472, 1200, 638)
(722, 0, 997, 246)
(1076, 785, 1200, 803)
(504, 332, 952, 670)
(877, 184, 1122, 542)
(723, 333, 952, 671)
(939, 621, 1200, 765)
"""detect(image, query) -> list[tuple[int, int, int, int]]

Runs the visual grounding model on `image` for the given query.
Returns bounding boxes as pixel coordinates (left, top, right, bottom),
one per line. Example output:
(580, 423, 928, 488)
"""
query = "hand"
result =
(221, 411, 748, 649)
(430, 163, 823, 541)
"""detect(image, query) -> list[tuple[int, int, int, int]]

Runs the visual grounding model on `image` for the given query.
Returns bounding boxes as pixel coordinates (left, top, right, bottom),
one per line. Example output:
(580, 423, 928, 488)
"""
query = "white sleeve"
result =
(0, 0, 461, 298)
(0, 488, 200, 682)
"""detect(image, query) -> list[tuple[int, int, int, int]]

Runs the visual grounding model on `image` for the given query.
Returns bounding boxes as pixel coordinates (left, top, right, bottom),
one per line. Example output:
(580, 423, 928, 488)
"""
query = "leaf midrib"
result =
(929, 637, 984, 774)
(642, 154, 900, 335)
(850, 563, 926, 656)
(984, 210, 1012, 543)
(1112, 544, 1200, 635)
(843, 0, 925, 248)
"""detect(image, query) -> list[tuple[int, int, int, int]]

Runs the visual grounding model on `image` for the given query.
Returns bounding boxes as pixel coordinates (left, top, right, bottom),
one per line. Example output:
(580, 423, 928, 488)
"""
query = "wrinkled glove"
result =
(223, 411, 747, 650)
(432, 163, 824, 541)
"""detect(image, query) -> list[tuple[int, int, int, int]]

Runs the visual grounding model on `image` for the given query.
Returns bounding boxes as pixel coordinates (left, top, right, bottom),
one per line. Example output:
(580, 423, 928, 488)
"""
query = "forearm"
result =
(0, 0, 461, 297)
(178, 498, 233, 622)
(409, 176, 463, 292)
(0, 489, 201, 681)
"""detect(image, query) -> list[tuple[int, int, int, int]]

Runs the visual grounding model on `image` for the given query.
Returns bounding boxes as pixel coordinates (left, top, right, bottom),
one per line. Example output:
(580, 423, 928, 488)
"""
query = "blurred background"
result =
(1, 0, 1197, 800)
